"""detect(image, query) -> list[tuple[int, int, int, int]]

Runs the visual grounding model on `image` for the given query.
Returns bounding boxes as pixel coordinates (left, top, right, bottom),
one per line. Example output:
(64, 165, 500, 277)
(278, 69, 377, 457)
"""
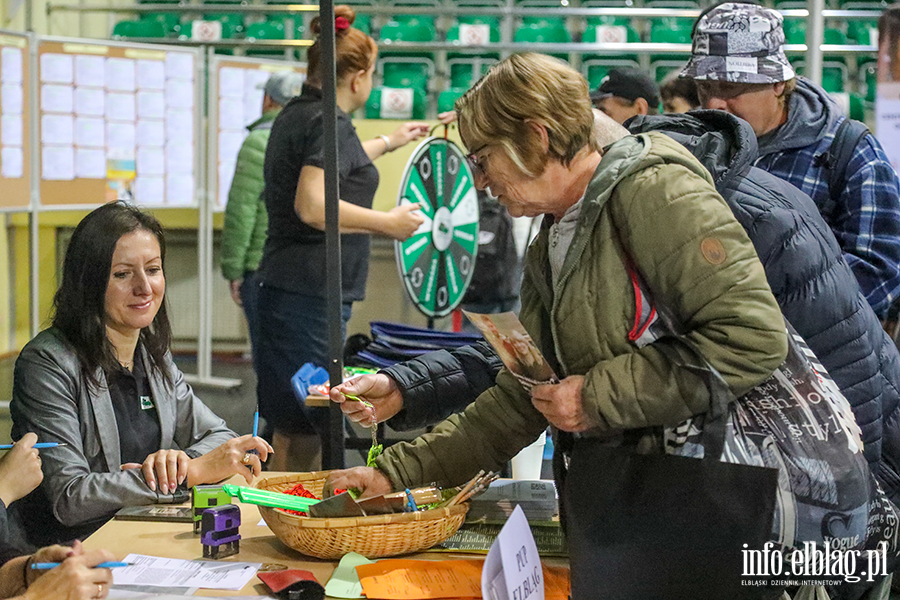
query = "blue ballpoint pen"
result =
(30, 561, 131, 570)
(0, 443, 67, 450)
(246, 408, 260, 468)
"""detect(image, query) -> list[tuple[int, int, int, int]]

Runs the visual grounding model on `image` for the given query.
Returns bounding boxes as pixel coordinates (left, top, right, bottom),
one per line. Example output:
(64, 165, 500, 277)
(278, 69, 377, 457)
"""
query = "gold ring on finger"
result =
(241, 453, 253, 465)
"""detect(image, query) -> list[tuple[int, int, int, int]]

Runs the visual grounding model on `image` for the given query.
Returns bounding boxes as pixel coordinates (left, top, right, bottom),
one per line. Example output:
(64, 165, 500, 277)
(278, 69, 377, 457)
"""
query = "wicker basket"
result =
(255, 472, 468, 560)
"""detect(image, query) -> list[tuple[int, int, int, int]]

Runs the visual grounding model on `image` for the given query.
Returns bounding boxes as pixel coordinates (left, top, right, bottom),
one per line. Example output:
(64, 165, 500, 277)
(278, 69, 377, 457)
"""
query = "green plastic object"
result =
(222, 484, 320, 512)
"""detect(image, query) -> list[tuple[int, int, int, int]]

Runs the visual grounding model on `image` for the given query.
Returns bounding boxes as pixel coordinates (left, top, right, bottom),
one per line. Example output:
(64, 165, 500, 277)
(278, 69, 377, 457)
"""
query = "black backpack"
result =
(813, 117, 870, 204)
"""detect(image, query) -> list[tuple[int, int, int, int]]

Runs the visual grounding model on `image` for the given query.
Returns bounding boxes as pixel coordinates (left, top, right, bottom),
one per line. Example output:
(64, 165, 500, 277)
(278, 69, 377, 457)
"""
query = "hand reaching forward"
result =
(323, 467, 392, 499)
(330, 374, 404, 426)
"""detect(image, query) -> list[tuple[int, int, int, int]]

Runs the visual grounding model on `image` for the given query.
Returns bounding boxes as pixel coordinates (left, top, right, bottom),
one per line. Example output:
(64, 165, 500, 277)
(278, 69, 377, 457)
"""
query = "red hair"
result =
(307, 5, 377, 85)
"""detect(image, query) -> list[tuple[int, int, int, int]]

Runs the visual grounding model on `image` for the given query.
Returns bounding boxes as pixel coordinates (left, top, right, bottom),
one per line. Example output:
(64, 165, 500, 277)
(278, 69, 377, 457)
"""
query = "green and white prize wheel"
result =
(395, 136, 479, 318)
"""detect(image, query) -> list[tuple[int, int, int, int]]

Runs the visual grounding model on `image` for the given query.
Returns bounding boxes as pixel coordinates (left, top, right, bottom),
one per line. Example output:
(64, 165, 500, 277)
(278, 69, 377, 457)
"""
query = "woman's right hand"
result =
(330, 375, 404, 426)
(323, 467, 392, 499)
(0, 433, 43, 507)
(23, 544, 114, 600)
(385, 203, 424, 240)
(185, 434, 273, 488)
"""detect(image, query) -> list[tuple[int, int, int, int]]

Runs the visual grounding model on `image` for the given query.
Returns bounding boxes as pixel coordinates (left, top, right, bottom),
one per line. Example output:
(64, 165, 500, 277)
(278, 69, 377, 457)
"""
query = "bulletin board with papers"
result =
(0, 31, 31, 210)
(37, 38, 200, 207)
(210, 56, 305, 211)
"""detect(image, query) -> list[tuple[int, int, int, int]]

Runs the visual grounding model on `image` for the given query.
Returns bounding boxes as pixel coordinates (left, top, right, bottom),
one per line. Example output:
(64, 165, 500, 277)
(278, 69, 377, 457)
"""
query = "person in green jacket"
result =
(221, 71, 305, 356)
(326, 53, 788, 592)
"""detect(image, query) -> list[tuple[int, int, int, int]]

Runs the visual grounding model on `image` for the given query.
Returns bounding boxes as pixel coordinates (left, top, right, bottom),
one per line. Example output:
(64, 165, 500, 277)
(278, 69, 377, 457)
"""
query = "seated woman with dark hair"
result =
(11, 202, 272, 545)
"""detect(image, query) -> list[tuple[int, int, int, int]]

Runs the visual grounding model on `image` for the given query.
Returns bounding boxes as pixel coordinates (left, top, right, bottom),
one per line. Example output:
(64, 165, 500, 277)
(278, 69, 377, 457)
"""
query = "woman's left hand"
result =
(122, 449, 191, 495)
(531, 375, 595, 432)
(185, 435, 273, 488)
(387, 122, 430, 150)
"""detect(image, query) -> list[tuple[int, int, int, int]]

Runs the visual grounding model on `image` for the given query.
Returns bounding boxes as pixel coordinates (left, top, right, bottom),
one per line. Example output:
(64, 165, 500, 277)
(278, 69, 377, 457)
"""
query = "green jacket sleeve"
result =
(376, 368, 548, 490)
(221, 130, 269, 281)
(580, 158, 788, 432)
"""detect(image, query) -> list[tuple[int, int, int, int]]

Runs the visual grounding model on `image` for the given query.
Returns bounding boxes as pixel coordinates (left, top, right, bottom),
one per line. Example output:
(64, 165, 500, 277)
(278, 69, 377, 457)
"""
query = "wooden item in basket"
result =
(255, 472, 468, 560)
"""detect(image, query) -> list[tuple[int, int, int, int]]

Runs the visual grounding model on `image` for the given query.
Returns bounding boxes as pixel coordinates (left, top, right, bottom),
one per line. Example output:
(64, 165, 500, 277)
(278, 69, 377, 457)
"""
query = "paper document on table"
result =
(462, 311, 558, 391)
(356, 559, 484, 599)
(325, 551, 374, 599)
(113, 554, 261, 590)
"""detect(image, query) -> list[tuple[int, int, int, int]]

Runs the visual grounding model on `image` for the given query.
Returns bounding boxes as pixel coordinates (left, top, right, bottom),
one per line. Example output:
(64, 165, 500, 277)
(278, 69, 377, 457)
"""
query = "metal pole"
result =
(321, 0, 345, 469)
(806, 0, 825, 86)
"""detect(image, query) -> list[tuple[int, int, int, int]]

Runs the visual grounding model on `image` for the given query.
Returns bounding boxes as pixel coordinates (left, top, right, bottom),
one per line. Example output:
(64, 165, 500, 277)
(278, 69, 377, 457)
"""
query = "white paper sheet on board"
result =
(1, 47, 23, 85)
(218, 97, 244, 130)
(107, 93, 136, 122)
(137, 146, 165, 177)
(165, 53, 193, 80)
(165, 79, 193, 109)
(137, 90, 165, 119)
(166, 174, 194, 205)
(137, 59, 165, 90)
(1, 115, 23, 146)
(75, 147, 105, 178)
(218, 129, 245, 163)
(165, 142, 192, 174)
(107, 122, 136, 151)
(165, 109, 192, 144)
(134, 176, 165, 203)
(42, 145, 74, 180)
(40, 53, 73, 84)
(74, 55, 105, 88)
(74, 87, 105, 117)
(219, 67, 244, 98)
(75, 116, 104, 148)
(41, 84, 74, 114)
(1, 147, 23, 178)
(136, 119, 165, 148)
(106, 57, 136, 92)
(2, 83, 23, 115)
(41, 114, 74, 145)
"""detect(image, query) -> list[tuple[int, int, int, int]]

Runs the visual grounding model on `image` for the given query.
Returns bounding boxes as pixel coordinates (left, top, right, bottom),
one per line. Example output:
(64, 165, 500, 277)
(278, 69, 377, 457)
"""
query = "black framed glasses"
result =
(465, 144, 489, 178)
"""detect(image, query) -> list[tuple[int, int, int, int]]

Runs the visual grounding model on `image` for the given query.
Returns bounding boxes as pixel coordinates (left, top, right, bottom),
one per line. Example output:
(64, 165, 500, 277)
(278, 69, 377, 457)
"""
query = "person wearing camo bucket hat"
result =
(683, 2, 900, 326)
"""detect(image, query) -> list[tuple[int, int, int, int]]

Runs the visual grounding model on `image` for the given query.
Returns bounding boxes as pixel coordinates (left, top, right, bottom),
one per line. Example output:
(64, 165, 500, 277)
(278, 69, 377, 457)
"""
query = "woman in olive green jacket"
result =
(328, 53, 786, 496)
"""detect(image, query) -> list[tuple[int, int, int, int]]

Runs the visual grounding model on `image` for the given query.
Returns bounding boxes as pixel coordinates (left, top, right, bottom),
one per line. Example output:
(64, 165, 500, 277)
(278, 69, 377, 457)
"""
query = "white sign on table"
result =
(482, 504, 544, 600)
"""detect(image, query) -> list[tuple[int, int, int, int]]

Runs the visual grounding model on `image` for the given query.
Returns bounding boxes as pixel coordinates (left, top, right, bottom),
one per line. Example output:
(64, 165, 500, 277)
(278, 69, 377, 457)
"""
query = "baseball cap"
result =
(680, 2, 795, 84)
(590, 68, 660, 107)
(258, 71, 306, 106)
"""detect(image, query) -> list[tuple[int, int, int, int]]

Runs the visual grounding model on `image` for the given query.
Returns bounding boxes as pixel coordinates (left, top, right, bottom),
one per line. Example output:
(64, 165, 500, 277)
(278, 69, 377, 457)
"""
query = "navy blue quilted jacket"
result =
(385, 110, 900, 504)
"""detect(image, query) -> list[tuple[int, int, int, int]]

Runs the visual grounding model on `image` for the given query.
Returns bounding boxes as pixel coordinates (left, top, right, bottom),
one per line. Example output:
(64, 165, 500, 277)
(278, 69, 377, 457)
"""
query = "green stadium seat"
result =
(245, 21, 286, 57)
(365, 85, 427, 119)
(381, 59, 432, 91)
(830, 91, 866, 120)
(860, 59, 877, 104)
(354, 14, 372, 35)
(112, 19, 167, 39)
(438, 87, 468, 113)
(648, 17, 692, 66)
(847, 20, 878, 46)
(143, 13, 181, 36)
(513, 22, 571, 60)
(795, 61, 848, 93)
(448, 58, 495, 88)
(378, 17, 436, 59)
(583, 17, 640, 63)
(447, 16, 501, 61)
(203, 13, 245, 36)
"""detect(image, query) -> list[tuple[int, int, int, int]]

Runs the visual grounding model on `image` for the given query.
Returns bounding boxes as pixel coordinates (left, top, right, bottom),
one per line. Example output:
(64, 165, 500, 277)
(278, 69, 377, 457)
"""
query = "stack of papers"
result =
(112, 554, 260, 591)
(466, 480, 559, 522)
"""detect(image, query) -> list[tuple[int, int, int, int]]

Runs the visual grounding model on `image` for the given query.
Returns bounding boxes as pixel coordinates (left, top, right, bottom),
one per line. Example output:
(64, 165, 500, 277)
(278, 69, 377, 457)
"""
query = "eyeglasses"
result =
(465, 144, 489, 178)
(695, 80, 774, 103)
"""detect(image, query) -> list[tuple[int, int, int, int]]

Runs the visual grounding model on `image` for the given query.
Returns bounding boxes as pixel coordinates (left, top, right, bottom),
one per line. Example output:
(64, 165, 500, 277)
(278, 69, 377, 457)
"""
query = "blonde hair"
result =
(307, 5, 377, 86)
(455, 53, 600, 178)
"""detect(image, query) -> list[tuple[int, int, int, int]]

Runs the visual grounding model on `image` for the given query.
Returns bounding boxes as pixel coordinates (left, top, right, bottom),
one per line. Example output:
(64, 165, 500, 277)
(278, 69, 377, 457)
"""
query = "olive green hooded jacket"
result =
(376, 132, 788, 489)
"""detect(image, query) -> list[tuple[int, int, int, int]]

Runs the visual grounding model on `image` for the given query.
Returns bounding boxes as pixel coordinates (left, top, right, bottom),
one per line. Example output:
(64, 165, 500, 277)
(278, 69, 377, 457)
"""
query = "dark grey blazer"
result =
(10, 328, 236, 543)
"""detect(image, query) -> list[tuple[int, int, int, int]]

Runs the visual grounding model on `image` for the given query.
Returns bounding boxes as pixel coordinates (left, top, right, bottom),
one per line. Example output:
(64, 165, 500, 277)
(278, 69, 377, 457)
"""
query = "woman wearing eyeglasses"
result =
(256, 5, 429, 471)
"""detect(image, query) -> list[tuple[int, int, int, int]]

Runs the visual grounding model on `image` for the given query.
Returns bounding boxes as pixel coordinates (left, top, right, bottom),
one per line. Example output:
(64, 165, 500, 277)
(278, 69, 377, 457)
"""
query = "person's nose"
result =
(473, 169, 490, 191)
(134, 271, 152, 296)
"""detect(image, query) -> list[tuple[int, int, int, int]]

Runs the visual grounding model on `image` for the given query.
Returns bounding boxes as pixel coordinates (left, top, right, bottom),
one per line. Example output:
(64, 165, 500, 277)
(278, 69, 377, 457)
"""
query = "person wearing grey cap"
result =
(221, 70, 305, 362)
(682, 2, 900, 323)
(590, 67, 660, 124)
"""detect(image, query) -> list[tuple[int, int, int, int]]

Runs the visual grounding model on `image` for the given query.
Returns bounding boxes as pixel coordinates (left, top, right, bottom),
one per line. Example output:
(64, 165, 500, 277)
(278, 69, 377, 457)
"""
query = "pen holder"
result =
(255, 472, 468, 560)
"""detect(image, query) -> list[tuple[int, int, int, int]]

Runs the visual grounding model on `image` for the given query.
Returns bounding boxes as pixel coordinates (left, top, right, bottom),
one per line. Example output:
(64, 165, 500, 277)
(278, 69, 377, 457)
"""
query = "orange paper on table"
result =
(356, 559, 570, 600)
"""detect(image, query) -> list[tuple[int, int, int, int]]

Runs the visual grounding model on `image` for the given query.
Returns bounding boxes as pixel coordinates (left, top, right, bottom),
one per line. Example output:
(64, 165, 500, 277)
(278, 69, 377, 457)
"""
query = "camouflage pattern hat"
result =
(681, 2, 795, 84)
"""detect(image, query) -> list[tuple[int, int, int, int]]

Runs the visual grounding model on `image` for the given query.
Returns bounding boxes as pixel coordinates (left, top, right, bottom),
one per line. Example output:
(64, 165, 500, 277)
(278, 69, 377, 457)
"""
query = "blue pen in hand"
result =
(30, 561, 131, 570)
(245, 409, 260, 470)
(0, 443, 67, 450)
